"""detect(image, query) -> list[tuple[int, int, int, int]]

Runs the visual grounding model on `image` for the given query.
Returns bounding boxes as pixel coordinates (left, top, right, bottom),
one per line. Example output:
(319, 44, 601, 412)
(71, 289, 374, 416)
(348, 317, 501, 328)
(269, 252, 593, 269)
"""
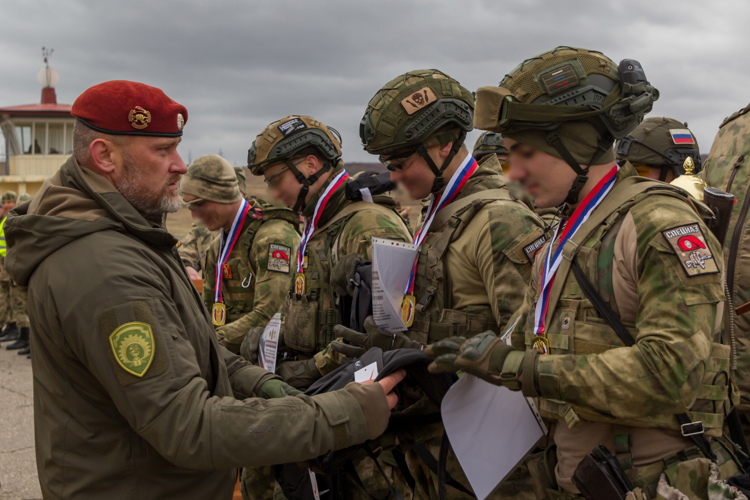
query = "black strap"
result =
(392, 449, 416, 494)
(728, 409, 750, 468)
(411, 442, 474, 497)
(364, 447, 407, 500)
(570, 258, 718, 462)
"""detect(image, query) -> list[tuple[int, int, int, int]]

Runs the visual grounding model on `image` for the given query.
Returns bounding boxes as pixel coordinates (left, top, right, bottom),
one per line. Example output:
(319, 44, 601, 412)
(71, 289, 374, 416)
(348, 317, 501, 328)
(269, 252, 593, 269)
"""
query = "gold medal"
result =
(401, 294, 415, 328)
(533, 335, 549, 354)
(212, 302, 226, 326)
(295, 273, 306, 295)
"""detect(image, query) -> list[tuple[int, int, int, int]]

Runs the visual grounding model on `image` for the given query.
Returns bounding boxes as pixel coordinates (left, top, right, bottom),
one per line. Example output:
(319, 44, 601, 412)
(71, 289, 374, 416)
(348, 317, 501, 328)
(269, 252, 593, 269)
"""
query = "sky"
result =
(1, 0, 749, 165)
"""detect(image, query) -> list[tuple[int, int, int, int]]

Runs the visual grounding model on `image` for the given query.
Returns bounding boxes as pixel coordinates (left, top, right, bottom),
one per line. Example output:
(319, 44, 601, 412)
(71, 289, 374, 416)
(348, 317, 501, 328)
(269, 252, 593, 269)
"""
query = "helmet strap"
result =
(286, 158, 334, 213)
(417, 131, 468, 193)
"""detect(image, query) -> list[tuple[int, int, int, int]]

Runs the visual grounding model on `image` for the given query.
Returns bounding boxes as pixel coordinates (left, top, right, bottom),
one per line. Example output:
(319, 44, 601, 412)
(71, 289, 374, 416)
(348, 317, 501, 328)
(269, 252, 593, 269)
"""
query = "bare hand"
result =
(186, 267, 201, 280)
(363, 369, 406, 410)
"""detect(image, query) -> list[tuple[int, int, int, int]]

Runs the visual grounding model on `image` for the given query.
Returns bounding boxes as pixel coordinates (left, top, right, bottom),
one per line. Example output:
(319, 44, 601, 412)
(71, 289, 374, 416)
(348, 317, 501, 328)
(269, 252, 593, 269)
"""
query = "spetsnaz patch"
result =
(662, 224, 719, 276)
(268, 244, 291, 273)
(109, 322, 155, 377)
(277, 117, 307, 137)
(401, 86, 437, 115)
(523, 235, 547, 263)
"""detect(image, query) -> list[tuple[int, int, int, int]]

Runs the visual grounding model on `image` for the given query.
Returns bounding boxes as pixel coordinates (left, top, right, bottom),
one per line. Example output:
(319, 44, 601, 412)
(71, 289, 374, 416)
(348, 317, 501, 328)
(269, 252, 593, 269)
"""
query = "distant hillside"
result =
(344, 162, 386, 175)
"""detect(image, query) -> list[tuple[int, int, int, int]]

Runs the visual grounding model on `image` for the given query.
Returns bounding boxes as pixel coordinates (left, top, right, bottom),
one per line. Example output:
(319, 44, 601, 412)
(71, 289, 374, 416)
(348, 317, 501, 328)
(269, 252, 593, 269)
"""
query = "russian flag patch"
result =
(669, 129, 695, 145)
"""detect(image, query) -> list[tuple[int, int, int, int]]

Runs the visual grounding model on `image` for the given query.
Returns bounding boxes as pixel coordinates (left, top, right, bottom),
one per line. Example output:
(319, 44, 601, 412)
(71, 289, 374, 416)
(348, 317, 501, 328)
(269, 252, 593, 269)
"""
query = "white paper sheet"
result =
(370, 237, 420, 332)
(441, 375, 544, 500)
(354, 361, 379, 383)
(258, 312, 281, 374)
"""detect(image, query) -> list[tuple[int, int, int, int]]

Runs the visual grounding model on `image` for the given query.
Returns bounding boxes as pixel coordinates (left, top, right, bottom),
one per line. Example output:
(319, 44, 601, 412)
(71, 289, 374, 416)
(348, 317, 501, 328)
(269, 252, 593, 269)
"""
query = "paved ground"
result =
(0, 343, 41, 500)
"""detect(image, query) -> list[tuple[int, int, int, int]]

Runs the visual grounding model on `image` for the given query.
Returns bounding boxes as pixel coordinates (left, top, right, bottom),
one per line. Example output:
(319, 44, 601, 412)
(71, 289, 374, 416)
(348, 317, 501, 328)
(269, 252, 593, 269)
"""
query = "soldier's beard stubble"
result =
(118, 152, 183, 216)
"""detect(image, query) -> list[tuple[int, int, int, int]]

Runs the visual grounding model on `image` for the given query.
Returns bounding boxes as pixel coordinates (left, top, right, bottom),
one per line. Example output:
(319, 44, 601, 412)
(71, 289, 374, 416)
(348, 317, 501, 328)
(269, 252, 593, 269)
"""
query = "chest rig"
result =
(523, 175, 733, 437)
(212, 203, 300, 324)
(282, 199, 405, 356)
(409, 186, 525, 344)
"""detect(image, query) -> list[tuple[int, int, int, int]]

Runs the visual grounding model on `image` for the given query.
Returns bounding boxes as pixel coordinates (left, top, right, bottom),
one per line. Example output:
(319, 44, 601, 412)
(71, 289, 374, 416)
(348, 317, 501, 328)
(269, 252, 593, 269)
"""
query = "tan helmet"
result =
(247, 115, 342, 212)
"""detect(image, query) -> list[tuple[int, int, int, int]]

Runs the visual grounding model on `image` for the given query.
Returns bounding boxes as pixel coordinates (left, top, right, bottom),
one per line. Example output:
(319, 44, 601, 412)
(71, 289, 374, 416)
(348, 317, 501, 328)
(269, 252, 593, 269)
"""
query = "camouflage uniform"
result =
(359, 70, 547, 499)
(177, 220, 215, 274)
(703, 102, 750, 440)
(247, 116, 413, 500)
(0, 191, 18, 327)
(428, 47, 740, 499)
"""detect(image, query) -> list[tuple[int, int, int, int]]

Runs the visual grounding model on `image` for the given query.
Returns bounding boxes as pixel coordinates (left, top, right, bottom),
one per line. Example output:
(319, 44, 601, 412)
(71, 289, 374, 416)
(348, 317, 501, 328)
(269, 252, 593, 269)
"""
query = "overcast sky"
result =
(1, 0, 748, 165)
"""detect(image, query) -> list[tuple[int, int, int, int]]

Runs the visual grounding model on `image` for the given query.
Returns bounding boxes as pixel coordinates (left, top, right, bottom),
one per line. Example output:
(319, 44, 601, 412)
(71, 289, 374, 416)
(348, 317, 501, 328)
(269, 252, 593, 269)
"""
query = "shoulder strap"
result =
(570, 257, 718, 462)
(430, 188, 512, 230)
(261, 207, 302, 233)
(314, 201, 407, 237)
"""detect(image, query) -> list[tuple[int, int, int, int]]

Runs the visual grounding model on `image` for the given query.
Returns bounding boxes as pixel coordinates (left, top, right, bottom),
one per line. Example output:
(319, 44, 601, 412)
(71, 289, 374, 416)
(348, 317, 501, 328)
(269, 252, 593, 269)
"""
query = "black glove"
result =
(330, 252, 368, 297)
(239, 326, 265, 364)
(330, 316, 423, 358)
(276, 358, 323, 389)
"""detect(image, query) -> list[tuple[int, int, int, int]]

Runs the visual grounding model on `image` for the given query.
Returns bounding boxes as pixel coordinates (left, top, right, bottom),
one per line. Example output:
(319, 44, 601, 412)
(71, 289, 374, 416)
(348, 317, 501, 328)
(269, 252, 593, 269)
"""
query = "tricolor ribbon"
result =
(532, 164, 620, 353)
(215, 198, 250, 304)
(297, 170, 350, 273)
(404, 152, 479, 295)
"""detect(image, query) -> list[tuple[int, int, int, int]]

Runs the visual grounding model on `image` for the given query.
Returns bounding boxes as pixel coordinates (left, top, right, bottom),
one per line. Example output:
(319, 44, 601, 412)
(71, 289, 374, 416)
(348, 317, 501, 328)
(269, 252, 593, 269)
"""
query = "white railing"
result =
(8, 154, 67, 178)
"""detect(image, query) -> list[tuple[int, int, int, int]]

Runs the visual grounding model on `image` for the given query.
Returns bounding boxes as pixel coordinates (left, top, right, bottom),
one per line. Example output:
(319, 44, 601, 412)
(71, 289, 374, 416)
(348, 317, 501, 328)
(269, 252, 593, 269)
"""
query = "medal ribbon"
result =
(532, 164, 620, 353)
(404, 152, 478, 295)
(297, 170, 350, 273)
(215, 198, 250, 304)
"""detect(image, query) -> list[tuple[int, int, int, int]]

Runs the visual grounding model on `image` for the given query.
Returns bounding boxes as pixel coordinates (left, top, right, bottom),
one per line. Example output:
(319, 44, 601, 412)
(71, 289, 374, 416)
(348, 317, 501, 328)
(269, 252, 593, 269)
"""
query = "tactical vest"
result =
(212, 202, 300, 324)
(283, 197, 409, 355)
(409, 185, 546, 344)
(521, 175, 732, 437)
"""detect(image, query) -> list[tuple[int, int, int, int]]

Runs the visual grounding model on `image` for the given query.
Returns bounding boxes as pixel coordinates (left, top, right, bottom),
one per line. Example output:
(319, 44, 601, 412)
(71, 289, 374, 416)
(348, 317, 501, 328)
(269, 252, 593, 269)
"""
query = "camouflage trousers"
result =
(10, 284, 28, 328)
(404, 434, 536, 500)
(0, 281, 10, 324)
(242, 453, 413, 500)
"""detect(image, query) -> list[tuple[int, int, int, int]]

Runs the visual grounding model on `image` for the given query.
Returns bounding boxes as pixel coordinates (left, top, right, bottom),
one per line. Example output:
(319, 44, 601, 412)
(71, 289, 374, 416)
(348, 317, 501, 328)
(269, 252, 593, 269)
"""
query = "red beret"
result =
(72, 80, 187, 137)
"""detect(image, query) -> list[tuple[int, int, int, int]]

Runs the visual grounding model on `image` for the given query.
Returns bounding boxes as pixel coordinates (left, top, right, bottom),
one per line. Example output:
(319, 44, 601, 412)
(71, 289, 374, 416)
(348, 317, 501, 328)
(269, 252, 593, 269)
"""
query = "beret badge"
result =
(128, 106, 152, 130)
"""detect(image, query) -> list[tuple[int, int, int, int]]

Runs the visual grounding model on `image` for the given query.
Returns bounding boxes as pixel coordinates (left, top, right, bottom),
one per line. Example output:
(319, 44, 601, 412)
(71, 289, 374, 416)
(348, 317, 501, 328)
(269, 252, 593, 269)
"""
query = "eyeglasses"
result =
(263, 165, 291, 189)
(379, 149, 418, 172)
(183, 198, 207, 210)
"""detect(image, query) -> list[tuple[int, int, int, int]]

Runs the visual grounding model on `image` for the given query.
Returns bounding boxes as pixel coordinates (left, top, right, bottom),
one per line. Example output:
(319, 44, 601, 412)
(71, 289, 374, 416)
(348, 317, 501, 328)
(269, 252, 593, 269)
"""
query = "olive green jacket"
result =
(4, 156, 381, 500)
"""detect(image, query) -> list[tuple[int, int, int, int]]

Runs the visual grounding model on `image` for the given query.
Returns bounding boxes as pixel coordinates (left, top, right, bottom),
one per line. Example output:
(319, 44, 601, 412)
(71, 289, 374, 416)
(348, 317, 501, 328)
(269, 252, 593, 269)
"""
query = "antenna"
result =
(42, 46, 54, 67)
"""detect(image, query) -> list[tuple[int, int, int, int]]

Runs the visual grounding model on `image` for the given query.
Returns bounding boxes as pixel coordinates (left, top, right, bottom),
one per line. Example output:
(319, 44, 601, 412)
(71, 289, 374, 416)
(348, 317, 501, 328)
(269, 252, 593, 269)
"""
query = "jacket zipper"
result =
(726, 155, 745, 194)
(726, 155, 749, 371)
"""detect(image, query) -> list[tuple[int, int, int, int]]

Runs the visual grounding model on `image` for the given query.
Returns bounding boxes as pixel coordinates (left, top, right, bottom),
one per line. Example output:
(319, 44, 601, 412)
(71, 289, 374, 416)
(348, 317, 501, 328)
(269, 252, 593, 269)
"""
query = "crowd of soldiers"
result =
(6, 45, 750, 500)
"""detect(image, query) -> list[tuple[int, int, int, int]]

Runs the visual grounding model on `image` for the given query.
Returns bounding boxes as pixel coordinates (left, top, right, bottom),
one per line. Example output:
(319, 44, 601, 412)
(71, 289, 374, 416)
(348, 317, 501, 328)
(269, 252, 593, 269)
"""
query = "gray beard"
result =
(118, 153, 183, 217)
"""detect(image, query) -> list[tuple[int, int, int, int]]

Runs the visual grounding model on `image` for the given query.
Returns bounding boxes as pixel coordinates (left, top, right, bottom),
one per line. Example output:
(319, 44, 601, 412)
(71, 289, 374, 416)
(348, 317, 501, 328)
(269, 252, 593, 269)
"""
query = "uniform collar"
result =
(301, 167, 348, 227)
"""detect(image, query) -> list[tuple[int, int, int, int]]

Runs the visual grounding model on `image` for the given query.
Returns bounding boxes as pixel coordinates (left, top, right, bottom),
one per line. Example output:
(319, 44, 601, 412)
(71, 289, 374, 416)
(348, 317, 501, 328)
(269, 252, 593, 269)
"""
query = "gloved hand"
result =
(331, 316, 424, 358)
(257, 378, 304, 399)
(239, 326, 265, 364)
(276, 358, 323, 389)
(330, 252, 368, 297)
(425, 331, 526, 390)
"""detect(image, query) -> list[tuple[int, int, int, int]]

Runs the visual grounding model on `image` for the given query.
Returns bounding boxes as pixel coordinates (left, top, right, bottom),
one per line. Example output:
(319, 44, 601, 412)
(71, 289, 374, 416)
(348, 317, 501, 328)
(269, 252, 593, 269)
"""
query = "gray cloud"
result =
(1, 0, 748, 164)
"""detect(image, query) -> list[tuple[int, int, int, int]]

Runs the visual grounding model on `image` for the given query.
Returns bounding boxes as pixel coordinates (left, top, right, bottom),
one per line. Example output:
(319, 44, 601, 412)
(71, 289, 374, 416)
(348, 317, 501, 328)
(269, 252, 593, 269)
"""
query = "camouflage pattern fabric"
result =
(240, 466, 288, 500)
(204, 199, 300, 353)
(0, 280, 11, 324)
(177, 220, 216, 273)
(702, 101, 750, 439)
(10, 284, 28, 328)
(181, 154, 241, 204)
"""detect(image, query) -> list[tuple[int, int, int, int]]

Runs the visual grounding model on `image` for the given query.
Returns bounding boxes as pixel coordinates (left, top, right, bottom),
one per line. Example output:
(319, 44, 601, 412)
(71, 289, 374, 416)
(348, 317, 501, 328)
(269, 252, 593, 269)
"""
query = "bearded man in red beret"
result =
(2, 80, 404, 500)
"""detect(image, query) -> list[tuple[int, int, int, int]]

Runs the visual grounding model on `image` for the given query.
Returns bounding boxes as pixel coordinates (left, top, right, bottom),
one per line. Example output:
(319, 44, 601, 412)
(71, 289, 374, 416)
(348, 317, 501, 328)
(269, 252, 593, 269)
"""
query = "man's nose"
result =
(172, 153, 188, 174)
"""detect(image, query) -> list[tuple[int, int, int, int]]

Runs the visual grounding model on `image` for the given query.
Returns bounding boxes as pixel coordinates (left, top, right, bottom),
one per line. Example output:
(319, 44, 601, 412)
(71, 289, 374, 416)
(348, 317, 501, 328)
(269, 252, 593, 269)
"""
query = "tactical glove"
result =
(257, 378, 304, 399)
(239, 326, 265, 364)
(276, 358, 323, 389)
(331, 252, 368, 297)
(425, 331, 529, 391)
(331, 316, 424, 358)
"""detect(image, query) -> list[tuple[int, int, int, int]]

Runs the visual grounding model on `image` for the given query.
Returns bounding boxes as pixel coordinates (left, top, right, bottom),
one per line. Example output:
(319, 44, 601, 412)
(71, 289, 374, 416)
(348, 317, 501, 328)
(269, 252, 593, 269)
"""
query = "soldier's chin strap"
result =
(545, 130, 613, 206)
(415, 131, 468, 193)
(286, 158, 333, 213)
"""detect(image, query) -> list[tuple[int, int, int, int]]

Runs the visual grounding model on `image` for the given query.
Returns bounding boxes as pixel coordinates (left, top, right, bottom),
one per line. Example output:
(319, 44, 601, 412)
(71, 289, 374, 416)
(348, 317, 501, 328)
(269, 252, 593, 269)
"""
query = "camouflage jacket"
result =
(177, 220, 216, 274)
(505, 162, 730, 490)
(281, 167, 411, 371)
(703, 102, 750, 411)
(408, 153, 546, 344)
(204, 199, 300, 353)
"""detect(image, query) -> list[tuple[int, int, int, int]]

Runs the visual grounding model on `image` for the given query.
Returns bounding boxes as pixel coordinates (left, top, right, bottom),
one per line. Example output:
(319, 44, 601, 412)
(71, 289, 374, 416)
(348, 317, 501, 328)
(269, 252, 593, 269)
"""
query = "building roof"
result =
(0, 102, 72, 115)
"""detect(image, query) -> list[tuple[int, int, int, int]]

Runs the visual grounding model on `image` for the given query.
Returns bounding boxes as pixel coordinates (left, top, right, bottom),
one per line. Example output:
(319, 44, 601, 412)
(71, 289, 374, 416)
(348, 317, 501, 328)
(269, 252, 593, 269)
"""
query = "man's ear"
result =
(438, 141, 455, 159)
(304, 154, 321, 176)
(89, 138, 121, 174)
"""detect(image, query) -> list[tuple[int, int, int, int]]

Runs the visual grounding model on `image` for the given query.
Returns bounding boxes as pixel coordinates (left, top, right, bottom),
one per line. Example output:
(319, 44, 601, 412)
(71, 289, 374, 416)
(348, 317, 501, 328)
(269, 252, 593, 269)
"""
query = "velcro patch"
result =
(109, 322, 155, 377)
(662, 224, 719, 276)
(669, 129, 695, 145)
(523, 235, 547, 263)
(268, 244, 291, 273)
(277, 117, 307, 137)
(539, 63, 580, 96)
(401, 87, 437, 115)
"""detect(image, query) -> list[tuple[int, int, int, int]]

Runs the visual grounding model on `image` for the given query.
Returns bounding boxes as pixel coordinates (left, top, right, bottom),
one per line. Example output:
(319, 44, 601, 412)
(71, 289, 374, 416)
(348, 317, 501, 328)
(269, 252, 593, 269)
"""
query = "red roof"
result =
(0, 102, 72, 115)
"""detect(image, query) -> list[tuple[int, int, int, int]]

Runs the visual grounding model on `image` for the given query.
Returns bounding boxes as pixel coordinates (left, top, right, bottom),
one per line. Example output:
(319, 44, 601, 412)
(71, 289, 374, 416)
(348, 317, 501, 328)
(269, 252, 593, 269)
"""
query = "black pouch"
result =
(572, 445, 633, 500)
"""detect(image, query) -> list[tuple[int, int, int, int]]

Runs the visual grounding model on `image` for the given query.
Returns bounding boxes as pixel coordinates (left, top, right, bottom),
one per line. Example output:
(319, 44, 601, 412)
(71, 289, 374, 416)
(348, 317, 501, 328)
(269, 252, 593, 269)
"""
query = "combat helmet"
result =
(616, 117, 701, 181)
(475, 46, 659, 204)
(473, 131, 508, 160)
(247, 115, 342, 212)
(359, 69, 474, 192)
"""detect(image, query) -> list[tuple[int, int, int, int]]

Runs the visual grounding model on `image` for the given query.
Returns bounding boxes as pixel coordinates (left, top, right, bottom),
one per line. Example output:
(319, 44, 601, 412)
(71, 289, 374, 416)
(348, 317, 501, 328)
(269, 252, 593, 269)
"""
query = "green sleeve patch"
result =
(109, 322, 155, 377)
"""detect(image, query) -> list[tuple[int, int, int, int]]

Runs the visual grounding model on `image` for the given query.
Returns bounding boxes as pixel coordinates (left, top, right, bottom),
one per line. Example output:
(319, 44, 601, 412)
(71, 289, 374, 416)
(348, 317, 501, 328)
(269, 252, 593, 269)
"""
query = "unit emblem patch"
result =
(109, 322, 155, 377)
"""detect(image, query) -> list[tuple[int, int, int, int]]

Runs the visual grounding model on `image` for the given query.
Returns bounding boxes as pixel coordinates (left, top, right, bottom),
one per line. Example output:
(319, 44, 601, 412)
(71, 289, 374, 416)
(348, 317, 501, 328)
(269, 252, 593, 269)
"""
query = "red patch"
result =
(222, 264, 232, 279)
(677, 235, 706, 252)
